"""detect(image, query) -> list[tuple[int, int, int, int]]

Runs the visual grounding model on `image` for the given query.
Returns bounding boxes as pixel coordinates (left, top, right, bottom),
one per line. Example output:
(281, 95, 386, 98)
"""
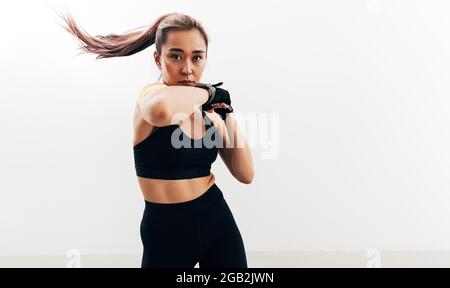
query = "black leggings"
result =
(140, 183, 247, 268)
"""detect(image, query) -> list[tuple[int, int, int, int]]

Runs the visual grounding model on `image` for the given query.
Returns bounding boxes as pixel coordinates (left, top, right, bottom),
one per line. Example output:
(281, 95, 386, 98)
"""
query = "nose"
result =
(181, 60, 193, 76)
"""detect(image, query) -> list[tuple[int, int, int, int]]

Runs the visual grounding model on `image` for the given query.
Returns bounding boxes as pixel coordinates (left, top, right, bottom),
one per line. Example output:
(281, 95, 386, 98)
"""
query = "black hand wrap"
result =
(195, 82, 234, 120)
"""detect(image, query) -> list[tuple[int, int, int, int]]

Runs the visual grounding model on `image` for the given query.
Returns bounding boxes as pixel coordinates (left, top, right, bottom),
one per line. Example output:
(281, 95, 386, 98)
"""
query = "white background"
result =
(1, 0, 450, 257)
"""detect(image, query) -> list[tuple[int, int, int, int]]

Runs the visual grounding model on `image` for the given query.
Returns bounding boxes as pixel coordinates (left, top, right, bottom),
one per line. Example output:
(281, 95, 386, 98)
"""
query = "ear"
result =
(153, 51, 161, 70)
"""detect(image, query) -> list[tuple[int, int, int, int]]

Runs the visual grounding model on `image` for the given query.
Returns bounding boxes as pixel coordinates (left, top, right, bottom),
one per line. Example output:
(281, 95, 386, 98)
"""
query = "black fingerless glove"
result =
(195, 82, 234, 120)
(214, 106, 234, 121)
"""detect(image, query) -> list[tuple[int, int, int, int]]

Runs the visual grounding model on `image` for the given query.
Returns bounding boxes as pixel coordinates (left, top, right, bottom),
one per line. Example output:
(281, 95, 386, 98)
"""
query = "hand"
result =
(208, 103, 234, 121)
(197, 82, 232, 110)
(212, 87, 232, 106)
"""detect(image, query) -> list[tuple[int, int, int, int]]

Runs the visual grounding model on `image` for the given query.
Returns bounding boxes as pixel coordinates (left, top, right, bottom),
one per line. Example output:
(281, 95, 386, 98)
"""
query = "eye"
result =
(170, 54, 203, 62)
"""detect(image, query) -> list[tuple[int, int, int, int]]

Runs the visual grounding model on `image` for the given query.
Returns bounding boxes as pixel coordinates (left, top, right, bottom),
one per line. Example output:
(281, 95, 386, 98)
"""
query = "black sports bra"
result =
(133, 110, 219, 180)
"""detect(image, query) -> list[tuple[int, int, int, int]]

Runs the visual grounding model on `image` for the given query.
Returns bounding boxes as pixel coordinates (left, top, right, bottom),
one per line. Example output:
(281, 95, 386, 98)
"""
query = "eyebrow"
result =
(168, 48, 206, 54)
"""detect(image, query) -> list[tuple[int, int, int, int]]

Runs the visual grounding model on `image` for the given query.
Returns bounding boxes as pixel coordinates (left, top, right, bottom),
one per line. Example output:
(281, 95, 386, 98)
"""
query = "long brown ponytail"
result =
(58, 11, 209, 60)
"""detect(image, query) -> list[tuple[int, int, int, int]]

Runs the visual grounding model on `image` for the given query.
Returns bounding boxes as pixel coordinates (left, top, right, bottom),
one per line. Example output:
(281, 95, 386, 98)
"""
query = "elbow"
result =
(240, 179, 253, 185)
(146, 100, 171, 126)
(238, 172, 254, 185)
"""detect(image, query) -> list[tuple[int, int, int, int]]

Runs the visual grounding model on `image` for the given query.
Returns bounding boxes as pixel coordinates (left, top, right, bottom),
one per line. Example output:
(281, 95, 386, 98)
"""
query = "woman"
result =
(60, 12, 254, 268)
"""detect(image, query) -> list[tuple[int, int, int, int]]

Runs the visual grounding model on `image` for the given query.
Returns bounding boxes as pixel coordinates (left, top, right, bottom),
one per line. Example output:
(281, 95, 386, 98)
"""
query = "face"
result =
(154, 29, 207, 86)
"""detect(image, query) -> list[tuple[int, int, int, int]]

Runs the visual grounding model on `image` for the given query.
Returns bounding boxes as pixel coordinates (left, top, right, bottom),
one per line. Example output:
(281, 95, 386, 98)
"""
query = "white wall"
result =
(1, 0, 450, 257)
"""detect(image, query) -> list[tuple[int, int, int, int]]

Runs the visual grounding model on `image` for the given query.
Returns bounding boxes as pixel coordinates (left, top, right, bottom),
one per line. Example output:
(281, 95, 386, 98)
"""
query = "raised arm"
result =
(139, 83, 209, 127)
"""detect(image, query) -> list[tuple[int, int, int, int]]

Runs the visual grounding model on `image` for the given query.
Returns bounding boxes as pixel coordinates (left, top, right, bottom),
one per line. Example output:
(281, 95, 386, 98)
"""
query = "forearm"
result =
(221, 114, 255, 183)
(158, 86, 209, 125)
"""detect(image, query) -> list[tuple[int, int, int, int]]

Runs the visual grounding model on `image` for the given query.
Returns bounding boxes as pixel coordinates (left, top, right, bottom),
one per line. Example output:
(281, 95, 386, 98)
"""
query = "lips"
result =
(179, 80, 195, 85)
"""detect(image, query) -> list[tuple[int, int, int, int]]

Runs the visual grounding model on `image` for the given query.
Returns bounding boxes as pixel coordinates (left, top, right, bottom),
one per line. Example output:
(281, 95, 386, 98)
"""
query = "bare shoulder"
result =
(141, 82, 168, 94)
(133, 83, 167, 145)
(137, 82, 168, 107)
